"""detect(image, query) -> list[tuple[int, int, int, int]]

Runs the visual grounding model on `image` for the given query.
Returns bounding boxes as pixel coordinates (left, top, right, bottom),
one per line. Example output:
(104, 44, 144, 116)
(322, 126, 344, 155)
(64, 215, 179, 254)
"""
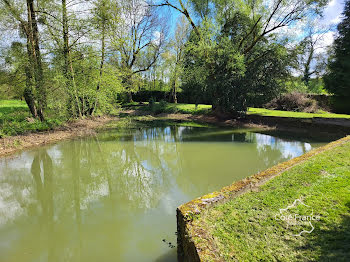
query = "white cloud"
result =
(328, 0, 337, 7)
(330, 15, 342, 24)
(321, 0, 344, 27)
(314, 31, 335, 55)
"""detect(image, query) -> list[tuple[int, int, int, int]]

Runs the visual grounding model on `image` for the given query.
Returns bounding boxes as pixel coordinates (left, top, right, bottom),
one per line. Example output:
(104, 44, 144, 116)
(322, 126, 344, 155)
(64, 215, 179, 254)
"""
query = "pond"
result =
(0, 124, 327, 262)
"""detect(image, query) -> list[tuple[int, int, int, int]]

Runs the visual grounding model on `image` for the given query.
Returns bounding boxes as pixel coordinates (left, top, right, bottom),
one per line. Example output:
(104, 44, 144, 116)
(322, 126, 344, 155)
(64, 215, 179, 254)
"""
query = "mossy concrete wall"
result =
(176, 136, 350, 262)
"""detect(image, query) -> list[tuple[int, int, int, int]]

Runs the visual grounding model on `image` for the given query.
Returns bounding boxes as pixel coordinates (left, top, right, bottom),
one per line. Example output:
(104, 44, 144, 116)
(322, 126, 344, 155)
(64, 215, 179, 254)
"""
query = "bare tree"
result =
(153, 0, 199, 36)
(299, 23, 330, 85)
(111, 0, 167, 101)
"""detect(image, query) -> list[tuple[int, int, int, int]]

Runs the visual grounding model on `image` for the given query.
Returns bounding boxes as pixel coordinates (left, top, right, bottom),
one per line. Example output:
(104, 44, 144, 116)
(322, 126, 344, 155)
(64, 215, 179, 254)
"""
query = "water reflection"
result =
(0, 126, 325, 262)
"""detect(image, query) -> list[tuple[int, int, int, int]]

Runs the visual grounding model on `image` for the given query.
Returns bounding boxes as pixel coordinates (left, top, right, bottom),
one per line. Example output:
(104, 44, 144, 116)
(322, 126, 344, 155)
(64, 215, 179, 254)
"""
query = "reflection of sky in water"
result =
(0, 130, 317, 226)
(0, 127, 325, 262)
(255, 133, 312, 159)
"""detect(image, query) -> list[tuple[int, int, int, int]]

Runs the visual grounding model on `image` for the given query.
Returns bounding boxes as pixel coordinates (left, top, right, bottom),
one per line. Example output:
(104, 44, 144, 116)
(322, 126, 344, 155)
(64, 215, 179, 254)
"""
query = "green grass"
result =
(0, 100, 63, 137)
(123, 102, 212, 115)
(194, 140, 350, 261)
(124, 102, 350, 119)
(248, 107, 350, 119)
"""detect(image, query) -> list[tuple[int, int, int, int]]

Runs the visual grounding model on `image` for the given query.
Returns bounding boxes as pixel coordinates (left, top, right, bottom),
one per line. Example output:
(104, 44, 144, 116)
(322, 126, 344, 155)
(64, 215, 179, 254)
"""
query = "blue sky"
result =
(318, 0, 346, 47)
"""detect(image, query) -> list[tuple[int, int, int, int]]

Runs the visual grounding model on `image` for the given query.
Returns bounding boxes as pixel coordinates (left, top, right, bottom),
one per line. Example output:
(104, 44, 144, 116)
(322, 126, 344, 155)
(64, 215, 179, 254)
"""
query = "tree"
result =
(90, 0, 118, 114)
(168, 16, 189, 103)
(324, 0, 350, 98)
(1, 0, 46, 120)
(1, 42, 27, 99)
(160, 0, 329, 114)
(295, 21, 330, 87)
(110, 0, 167, 102)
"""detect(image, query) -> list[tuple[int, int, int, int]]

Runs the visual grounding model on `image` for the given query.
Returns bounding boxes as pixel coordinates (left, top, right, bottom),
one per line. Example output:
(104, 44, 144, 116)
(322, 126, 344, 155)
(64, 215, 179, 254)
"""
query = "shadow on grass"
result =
(308, 201, 350, 261)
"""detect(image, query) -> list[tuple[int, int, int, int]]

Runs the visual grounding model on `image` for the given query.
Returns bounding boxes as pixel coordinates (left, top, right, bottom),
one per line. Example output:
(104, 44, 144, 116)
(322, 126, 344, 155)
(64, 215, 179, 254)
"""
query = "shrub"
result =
(265, 92, 319, 113)
(159, 99, 167, 108)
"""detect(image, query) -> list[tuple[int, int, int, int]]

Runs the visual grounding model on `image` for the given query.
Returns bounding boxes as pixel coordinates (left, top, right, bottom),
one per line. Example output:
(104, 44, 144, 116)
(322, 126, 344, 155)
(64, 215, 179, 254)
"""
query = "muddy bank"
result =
(0, 116, 117, 158)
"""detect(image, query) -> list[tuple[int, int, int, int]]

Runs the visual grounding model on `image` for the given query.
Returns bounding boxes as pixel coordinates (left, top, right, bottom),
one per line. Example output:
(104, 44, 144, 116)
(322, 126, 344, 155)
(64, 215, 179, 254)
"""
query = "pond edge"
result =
(176, 135, 350, 262)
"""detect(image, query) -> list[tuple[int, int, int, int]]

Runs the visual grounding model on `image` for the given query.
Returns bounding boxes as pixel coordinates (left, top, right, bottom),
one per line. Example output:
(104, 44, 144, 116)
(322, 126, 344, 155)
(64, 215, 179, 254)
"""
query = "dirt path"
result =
(0, 116, 117, 158)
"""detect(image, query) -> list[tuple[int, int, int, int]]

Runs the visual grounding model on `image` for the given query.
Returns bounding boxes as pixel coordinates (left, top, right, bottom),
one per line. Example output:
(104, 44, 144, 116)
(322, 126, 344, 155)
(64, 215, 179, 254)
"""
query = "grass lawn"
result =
(124, 102, 212, 115)
(124, 102, 350, 119)
(193, 139, 350, 261)
(0, 100, 63, 137)
(248, 107, 350, 119)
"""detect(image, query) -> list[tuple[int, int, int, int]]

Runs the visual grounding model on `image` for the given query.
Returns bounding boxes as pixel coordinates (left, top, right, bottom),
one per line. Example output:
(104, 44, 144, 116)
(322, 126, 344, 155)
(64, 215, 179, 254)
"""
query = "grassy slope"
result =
(125, 102, 350, 119)
(194, 140, 350, 261)
(0, 100, 62, 136)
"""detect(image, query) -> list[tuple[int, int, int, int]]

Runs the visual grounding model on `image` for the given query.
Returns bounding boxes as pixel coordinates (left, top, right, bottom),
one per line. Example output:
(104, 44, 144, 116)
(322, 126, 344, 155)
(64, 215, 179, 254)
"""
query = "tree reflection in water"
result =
(0, 125, 325, 262)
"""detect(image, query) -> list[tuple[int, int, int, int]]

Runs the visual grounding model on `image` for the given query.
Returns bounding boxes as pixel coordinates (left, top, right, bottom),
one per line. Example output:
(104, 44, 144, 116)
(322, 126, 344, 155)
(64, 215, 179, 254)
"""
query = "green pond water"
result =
(0, 125, 327, 262)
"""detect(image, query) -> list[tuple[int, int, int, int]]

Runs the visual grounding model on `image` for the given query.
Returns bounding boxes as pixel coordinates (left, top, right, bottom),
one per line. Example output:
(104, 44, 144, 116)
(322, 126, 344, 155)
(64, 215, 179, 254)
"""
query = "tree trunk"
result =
(127, 91, 133, 103)
(171, 75, 177, 103)
(24, 40, 38, 119)
(23, 87, 38, 118)
(27, 0, 45, 121)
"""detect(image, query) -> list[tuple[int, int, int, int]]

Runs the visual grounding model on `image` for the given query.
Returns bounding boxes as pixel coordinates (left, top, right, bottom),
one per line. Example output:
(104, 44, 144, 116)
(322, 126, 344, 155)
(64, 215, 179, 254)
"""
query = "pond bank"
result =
(123, 108, 349, 141)
(0, 112, 267, 158)
(0, 116, 116, 158)
(177, 136, 350, 261)
(1, 109, 275, 158)
(2, 108, 348, 158)
(245, 114, 350, 139)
